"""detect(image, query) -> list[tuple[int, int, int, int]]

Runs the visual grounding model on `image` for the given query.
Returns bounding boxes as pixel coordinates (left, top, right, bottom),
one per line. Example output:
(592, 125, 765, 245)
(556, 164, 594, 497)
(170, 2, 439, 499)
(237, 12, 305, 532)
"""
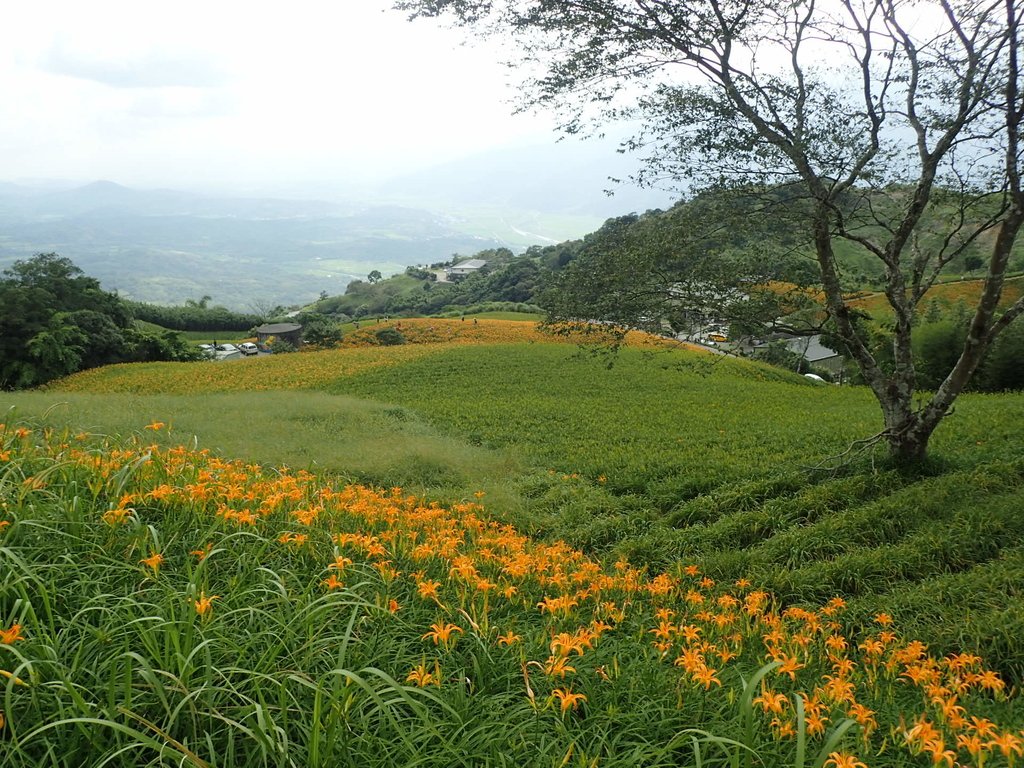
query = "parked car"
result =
(211, 343, 242, 361)
(238, 342, 258, 356)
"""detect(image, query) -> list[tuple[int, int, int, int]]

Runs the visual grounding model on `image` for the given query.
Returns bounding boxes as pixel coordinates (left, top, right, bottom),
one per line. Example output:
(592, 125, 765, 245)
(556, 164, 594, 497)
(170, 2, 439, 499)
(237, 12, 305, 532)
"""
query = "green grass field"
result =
(2, 331, 1023, 765)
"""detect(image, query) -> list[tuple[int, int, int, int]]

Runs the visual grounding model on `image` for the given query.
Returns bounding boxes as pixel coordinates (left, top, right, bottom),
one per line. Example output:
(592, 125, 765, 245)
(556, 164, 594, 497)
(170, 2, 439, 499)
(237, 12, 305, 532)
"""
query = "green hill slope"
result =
(8, 335, 1024, 682)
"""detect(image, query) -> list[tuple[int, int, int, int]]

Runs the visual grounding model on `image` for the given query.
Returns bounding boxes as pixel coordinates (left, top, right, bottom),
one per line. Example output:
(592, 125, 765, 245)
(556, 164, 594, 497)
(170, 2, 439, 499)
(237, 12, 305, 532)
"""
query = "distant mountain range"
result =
(0, 141, 676, 309)
(378, 139, 675, 218)
(0, 180, 352, 219)
(0, 181, 531, 308)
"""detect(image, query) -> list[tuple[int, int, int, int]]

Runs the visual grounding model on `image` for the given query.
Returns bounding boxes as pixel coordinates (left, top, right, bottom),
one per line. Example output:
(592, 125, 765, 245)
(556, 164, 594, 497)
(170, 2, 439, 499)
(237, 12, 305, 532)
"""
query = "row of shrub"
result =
(126, 300, 265, 332)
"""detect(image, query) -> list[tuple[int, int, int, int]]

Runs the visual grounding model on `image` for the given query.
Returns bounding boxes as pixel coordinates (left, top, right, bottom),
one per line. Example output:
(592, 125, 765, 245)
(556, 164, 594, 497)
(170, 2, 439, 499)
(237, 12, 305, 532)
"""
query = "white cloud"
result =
(0, 0, 560, 188)
(41, 46, 228, 89)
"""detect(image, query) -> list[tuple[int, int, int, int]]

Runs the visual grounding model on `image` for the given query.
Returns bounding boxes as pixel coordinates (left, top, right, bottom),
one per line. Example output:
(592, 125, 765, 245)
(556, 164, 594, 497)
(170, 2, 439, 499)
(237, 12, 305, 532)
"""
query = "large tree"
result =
(0, 254, 199, 389)
(397, 0, 1024, 463)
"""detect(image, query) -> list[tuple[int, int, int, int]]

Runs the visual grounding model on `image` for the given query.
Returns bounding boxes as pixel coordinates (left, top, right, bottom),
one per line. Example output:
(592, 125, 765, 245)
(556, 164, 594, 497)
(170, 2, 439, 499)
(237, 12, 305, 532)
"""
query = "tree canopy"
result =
(0, 254, 199, 389)
(398, 0, 1024, 463)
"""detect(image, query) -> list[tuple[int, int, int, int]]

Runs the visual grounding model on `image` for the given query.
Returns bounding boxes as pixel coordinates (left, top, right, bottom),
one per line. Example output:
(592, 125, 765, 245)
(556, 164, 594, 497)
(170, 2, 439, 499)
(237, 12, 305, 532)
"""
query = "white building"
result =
(445, 259, 487, 280)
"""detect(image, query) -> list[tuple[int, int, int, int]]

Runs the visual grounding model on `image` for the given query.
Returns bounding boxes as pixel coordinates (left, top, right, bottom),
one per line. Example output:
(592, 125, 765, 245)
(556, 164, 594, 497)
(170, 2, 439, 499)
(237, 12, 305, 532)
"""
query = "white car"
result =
(212, 343, 241, 360)
(238, 342, 259, 356)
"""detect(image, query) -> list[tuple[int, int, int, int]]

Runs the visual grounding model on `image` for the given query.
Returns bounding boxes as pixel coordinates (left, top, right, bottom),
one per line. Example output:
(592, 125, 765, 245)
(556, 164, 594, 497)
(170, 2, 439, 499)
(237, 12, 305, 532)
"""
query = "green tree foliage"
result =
(317, 249, 556, 318)
(374, 327, 406, 346)
(964, 255, 985, 274)
(981, 321, 1024, 392)
(399, 0, 1024, 463)
(126, 300, 263, 332)
(266, 337, 297, 355)
(0, 254, 200, 389)
(299, 313, 344, 347)
(184, 295, 212, 309)
(834, 308, 1024, 393)
(543, 196, 821, 340)
(913, 322, 969, 392)
(753, 341, 808, 375)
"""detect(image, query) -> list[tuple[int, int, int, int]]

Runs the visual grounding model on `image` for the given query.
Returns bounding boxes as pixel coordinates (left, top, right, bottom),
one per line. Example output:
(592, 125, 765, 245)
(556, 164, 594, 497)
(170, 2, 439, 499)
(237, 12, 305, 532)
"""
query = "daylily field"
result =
(2, 319, 1023, 766)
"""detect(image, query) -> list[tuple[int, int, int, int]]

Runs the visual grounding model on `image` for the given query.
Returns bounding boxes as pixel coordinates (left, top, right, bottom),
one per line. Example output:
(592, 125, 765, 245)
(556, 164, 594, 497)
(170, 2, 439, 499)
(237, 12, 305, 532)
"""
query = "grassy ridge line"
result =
(47, 318, 694, 395)
(47, 342, 446, 395)
(1, 422, 1021, 766)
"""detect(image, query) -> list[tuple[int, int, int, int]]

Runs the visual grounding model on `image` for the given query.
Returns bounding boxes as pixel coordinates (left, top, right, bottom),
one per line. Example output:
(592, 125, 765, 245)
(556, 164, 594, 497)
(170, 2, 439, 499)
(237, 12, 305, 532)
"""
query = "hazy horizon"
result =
(0, 0, 679, 309)
(0, 0, 659, 196)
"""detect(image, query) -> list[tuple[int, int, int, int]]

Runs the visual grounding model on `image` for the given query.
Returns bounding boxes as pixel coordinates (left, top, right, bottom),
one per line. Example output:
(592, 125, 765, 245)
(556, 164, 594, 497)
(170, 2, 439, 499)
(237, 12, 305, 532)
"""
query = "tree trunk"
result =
(883, 414, 936, 466)
(888, 432, 929, 465)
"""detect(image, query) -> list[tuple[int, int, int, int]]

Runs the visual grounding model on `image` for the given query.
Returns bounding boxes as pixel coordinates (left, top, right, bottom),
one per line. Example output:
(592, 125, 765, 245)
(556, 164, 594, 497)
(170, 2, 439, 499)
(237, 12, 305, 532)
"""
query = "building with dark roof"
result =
(254, 322, 303, 348)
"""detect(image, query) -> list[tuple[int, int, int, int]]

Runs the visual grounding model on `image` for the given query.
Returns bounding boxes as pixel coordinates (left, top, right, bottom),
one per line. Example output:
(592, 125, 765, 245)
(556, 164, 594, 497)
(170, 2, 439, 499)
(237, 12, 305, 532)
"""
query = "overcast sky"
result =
(0, 0, 564, 192)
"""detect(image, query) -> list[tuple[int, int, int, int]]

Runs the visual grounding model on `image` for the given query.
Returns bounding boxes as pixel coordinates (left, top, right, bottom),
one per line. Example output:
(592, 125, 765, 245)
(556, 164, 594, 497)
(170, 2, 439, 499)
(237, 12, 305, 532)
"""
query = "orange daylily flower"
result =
(847, 703, 877, 733)
(972, 669, 1006, 694)
(193, 591, 219, 619)
(680, 624, 702, 642)
(988, 731, 1023, 759)
(956, 733, 986, 760)
(139, 552, 164, 575)
(0, 624, 23, 644)
(322, 574, 344, 590)
(328, 555, 353, 572)
(650, 620, 675, 641)
(691, 665, 722, 689)
(417, 579, 442, 601)
(922, 738, 956, 767)
(771, 717, 796, 739)
(423, 622, 462, 648)
(406, 660, 441, 687)
(823, 752, 867, 768)
(776, 654, 805, 680)
(551, 688, 586, 714)
(753, 688, 788, 715)
(543, 655, 576, 678)
(805, 710, 828, 737)
(537, 595, 578, 617)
